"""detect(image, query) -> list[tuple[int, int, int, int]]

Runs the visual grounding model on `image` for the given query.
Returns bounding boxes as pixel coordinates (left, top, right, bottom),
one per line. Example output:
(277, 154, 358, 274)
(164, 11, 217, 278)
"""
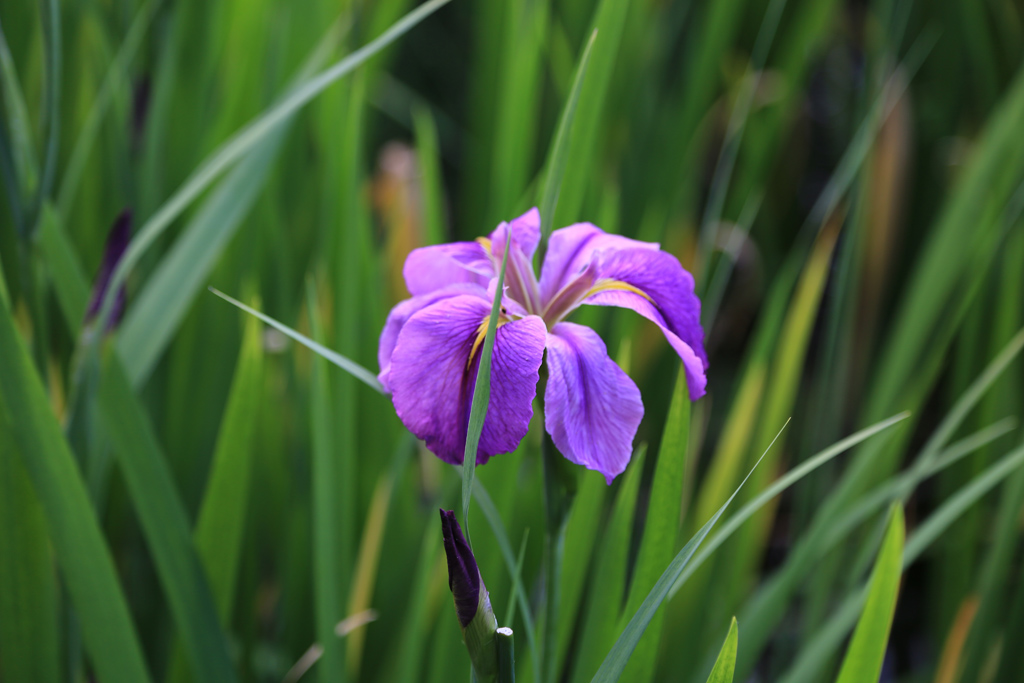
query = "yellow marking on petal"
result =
(476, 237, 493, 254)
(467, 315, 508, 369)
(582, 279, 654, 302)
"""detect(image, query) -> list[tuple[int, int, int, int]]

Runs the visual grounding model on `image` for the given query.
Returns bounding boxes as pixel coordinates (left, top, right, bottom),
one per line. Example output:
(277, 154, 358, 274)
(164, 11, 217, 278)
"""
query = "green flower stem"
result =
(496, 627, 515, 683)
(464, 592, 500, 682)
(540, 424, 578, 683)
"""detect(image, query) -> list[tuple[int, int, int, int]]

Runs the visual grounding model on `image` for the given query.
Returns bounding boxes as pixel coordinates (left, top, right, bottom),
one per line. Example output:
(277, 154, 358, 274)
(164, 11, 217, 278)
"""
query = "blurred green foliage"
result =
(2, 0, 1024, 682)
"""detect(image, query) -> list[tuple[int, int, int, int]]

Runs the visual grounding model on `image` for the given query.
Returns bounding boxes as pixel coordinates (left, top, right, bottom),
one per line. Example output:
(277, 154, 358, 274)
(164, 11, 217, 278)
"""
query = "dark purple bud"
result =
(440, 509, 481, 627)
(85, 209, 131, 329)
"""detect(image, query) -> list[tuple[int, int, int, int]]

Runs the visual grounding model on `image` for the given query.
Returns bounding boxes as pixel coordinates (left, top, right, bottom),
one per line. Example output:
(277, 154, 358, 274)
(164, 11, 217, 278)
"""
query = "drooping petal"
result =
(388, 295, 546, 465)
(544, 322, 644, 484)
(538, 223, 658, 304)
(403, 241, 494, 296)
(377, 283, 489, 391)
(583, 247, 708, 399)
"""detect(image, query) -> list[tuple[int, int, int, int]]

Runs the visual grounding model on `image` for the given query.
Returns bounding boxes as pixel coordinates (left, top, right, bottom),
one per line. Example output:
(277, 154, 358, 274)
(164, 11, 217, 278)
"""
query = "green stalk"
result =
(540, 426, 577, 683)
(496, 627, 515, 683)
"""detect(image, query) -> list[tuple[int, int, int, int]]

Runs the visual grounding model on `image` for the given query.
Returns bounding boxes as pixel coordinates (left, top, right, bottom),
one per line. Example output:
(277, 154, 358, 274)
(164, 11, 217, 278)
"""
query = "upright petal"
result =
(489, 207, 541, 261)
(488, 208, 542, 312)
(538, 223, 658, 304)
(388, 295, 546, 465)
(378, 283, 489, 391)
(403, 242, 495, 296)
(584, 247, 708, 399)
(544, 323, 644, 483)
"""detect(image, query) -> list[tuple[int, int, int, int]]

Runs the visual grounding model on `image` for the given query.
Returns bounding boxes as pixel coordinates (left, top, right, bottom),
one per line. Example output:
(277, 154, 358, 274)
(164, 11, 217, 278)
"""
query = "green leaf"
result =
(668, 412, 910, 598)
(834, 504, 905, 683)
(0, 18, 38, 206)
(557, 469, 608, 670)
(390, 521, 443, 683)
(35, 0, 60, 213)
(553, 0, 635, 228)
(96, 349, 237, 683)
(191, 297, 264, 618)
(116, 125, 288, 387)
(590, 420, 788, 683)
(308, 278, 345, 683)
(734, 323, 1024, 680)
(167, 297, 265, 683)
(0, 293, 152, 683)
(116, 14, 347, 387)
(56, 0, 158, 217)
(208, 287, 383, 392)
(461, 229, 511, 537)
(572, 447, 647, 683)
(90, 0, 452, 333)
(617, 367, 691, 682)
(488, 0, 548, 224)
(778, 442, 1024, 683)
(705, 618, 739, 683)
(413, 104, 447, 245)
(0, 404, 59, 683)
(473, 480, 540, 683)
(38, 204, 240, 682)
(538, 28, 598, 242)
(37, 204, 90, 326)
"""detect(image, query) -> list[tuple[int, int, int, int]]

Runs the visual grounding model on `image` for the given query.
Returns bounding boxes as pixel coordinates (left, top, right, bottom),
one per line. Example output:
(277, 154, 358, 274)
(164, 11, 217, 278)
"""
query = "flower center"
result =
(541, 277, 653, 328)
(466, 313, 510, 369)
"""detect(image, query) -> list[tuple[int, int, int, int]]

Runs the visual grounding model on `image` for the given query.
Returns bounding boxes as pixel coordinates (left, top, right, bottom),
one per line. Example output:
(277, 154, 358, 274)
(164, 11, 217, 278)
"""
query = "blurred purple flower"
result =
(379, 208, 707, 483)
(85, 209, 132, 329)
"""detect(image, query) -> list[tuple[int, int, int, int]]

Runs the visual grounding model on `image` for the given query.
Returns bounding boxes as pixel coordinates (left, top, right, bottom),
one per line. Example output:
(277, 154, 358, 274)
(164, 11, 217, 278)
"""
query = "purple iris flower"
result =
(378, 208, 707, 483)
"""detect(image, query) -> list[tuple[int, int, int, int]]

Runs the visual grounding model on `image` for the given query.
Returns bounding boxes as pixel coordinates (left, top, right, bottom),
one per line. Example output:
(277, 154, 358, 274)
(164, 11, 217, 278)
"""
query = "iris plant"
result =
(379, 208, 707, 483)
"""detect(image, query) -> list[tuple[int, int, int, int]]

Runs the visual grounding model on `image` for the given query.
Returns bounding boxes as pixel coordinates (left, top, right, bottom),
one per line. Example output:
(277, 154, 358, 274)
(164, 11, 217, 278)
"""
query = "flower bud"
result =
(439, 509, 498, 680)
(85, 209, 132, 330)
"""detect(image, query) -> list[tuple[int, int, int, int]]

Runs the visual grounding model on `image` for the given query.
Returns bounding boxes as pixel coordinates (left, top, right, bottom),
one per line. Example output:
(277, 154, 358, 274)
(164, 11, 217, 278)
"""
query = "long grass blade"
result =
(0, 405, 59, 683)
(116, 125, 288, 387)
(166, 295, 265, 683)
(778, 442, 1024, 683)
(538, 29, 598, 244)
(0, 294, 152, 683)
(461, 229, 511, 536)
(669, 412, 910, 598)
(96, 349, 237, 683)
(0, 18, 37, 206)
(617, 369, 692, 682)
(833, 504, 904, 683)
(208, 287, 383, 392)
(34, 0, 60, 218)
(90, 0, 452, 333)
(307, 278, 345, 682)
(590, 419, 790, 683)
(553, 0, 635, 228)
(705, 618, 738, 683)
(473, 481, 539, 683)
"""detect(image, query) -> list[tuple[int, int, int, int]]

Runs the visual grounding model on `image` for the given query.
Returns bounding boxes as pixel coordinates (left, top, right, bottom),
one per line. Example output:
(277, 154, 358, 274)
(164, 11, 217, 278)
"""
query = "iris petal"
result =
(544, 322, 644, 483)
(377, 283, 489, 391)
(538, 223, 658, 304)
(388, 295, 546, 465)
(583, 247, 708, 399)
(403, 242, 495, 296)
(489, 207, 541, 261)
